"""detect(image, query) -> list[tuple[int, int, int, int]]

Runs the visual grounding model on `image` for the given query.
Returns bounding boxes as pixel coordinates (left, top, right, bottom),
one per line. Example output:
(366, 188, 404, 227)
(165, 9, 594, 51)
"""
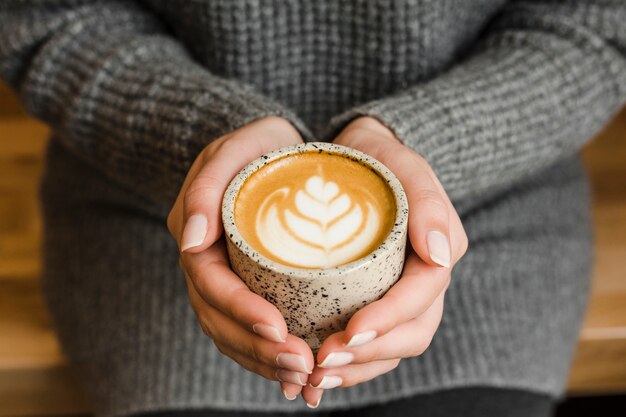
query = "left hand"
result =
(300, 117, 468, 407)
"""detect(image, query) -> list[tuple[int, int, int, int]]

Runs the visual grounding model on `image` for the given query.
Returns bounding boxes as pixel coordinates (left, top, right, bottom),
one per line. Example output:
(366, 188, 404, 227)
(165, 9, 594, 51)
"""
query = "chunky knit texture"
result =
(1, 1, 625, 416)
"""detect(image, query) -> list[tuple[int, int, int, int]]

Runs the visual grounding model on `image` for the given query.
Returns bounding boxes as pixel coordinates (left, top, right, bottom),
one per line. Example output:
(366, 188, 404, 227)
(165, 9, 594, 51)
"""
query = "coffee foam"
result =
(235, 151, 396, 269)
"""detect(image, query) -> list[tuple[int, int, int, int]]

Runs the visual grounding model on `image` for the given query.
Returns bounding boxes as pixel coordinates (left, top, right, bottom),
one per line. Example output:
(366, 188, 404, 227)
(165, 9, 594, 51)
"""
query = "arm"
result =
(1, 1, 316, 399)
(300, 1, 626, 404)
(0, 1, 312, 206)
(326, 0, 626, 204)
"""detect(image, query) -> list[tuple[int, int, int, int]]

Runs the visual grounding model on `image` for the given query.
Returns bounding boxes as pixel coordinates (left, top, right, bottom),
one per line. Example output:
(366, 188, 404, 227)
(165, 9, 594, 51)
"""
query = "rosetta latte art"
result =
(256, 175, 380, 268)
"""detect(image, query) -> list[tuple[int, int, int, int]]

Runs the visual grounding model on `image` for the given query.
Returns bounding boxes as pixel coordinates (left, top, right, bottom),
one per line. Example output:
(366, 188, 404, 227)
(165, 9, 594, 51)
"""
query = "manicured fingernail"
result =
(311, 375, 342, 389)
(181, 214, 208, 252)
(252, 323, 285, 343)
(276, 352, 311, 373)
(344, 330, 377, 348)
(306, 392, 323, 409)
(282, 388, 297, 401)
(427, 230, 451, 268)
(318, 352, 354, 368)
(275, 369, 307, 386)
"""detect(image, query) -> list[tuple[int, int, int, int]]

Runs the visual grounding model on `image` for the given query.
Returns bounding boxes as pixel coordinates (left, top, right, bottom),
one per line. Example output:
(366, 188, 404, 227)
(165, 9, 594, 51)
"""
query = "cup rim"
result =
(221, 142, 408, 279)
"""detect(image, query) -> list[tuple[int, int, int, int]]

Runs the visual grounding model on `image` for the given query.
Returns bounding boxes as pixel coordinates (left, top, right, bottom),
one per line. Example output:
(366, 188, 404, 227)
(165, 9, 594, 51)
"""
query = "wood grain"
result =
(0, 84, 625, 414)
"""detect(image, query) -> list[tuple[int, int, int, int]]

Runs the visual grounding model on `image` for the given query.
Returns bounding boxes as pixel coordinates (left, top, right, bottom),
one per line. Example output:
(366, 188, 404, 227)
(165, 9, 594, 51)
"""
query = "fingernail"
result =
(275, 369, 307, 386)
(318, 352, 354, 368)
(427, 230, 451, 268)
(276, 352, 311, 373)
(282, 388, 297, 401)
(181, 214, 208, 252)
(253, 323, 285, 343)
(311, 375, 342, 389)
(344, 330, 377, 348)
(306, 392, 323, 409)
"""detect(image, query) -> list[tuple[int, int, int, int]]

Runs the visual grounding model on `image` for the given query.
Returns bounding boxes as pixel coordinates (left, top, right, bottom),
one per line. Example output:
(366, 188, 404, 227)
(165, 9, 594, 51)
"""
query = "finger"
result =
(182, 240, 290, 343)
(385, 149, 452, 267)
(215, 342, 309, 387)
(280, 381, 303, 401)
(301, 359, 401, 407)
(422, 165, 469, 263)
(300, 383, 324, 409)
(340, 252, 449, 346)
(188, 287, 314, 373)
(181, 119, 302, 253)
(317, 292, 444, 366)
(167, 147, 208, 249)
(213, 341, 280, 381)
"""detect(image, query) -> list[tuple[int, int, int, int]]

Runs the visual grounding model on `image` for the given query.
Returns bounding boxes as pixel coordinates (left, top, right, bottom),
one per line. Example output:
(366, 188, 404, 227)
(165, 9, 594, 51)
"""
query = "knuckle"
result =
(343, 126, 370, 142)
(202, 137, 227, 159)
(406, 335, 433, 358)
(413, 189, 447, 211)
(238, 356, 275, 380)
(214, 342, 229, 356)
(184, 178, 220, 209)
(224, 287, 247, 320)
(217, 136, 240, 153)
(198, 317, 214, 339)
(260, 366, 280, 382)
(460, 232, 469, 255)
(267, 366, 283, 382)
(404, 345, 422, 358)
(337, 129, 364, 149)
(219, 135, 260, 157)
(396, 148, 426, 168)
(246, 340, 263, 363)
(364, 341, 383, 362)
(166, 211, 176, 235)
(206, 135, 229, 154)
(376, 142, 403, 166)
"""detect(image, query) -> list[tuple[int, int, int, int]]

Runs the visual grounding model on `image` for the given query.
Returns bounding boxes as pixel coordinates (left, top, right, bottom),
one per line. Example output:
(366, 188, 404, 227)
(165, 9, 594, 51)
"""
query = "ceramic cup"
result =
(222, 142, 408, 350)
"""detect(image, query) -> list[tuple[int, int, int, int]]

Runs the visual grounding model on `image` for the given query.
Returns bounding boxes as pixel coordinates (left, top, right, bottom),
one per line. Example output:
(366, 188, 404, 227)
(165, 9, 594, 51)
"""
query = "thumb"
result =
(381, 150, 452, 268)
(181, 119, 303, 253)
(180, 138, 263, 253)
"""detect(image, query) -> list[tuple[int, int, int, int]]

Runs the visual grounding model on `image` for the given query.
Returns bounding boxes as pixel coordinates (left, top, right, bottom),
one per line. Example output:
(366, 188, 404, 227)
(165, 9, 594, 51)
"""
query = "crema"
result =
(234, 151, 396, 268)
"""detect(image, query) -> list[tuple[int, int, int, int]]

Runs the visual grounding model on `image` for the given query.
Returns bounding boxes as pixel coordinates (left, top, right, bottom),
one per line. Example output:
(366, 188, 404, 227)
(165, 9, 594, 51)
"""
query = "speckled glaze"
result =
(222, 142, 408, 350)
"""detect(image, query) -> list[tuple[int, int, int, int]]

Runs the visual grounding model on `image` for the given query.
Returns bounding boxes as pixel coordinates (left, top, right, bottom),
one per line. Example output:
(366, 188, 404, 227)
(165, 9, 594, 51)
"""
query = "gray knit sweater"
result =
(2, 1, 626, 416)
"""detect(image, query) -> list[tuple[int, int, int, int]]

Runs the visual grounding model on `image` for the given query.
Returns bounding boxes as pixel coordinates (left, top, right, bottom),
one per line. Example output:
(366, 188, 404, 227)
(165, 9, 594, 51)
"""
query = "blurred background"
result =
(0, 81, 625, 416)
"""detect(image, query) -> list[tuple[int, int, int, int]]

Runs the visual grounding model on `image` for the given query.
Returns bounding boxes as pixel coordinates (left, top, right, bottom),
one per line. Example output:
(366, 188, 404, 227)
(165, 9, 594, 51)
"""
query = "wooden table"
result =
(1, 84, 625, 416)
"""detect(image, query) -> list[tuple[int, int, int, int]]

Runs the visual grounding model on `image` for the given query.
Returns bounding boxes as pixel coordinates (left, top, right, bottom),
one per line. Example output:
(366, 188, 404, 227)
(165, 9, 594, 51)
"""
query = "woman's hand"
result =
(167, 116, 315, 401)
(300, 117, 468, 408)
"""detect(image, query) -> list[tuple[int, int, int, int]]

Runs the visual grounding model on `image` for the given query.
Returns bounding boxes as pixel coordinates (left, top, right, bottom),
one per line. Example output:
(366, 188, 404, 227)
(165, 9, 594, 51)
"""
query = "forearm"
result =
(0, 1, 312, 206)
(326, 0, 626, 204)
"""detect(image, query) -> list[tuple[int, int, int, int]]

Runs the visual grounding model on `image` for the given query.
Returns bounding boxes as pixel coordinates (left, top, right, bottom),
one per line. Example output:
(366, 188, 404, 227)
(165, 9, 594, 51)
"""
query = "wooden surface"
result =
(569, 109, 626, 393)
(1, 81, 625, 415)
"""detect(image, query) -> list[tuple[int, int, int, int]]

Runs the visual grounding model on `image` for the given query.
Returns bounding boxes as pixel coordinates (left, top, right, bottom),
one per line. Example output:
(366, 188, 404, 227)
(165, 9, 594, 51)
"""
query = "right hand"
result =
(167, 116, 315, 401)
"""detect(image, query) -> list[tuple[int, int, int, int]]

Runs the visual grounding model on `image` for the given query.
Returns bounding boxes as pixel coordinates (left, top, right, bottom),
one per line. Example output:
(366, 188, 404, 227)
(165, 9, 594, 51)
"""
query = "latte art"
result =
(257, 175, 381, 268)
(235, 151, 396, 269)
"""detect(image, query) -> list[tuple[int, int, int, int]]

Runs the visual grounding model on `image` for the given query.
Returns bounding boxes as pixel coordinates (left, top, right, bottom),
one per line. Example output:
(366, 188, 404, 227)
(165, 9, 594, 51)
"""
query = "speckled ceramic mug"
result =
(222, 142, 408, 350)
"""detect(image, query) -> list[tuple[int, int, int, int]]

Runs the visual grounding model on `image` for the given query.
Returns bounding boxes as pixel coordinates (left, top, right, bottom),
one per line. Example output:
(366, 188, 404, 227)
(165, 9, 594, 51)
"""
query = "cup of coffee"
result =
(222, 142, 408, 349)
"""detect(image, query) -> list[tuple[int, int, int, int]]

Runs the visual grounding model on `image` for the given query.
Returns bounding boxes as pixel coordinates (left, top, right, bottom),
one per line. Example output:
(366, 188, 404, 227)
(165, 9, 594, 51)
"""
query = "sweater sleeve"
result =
(0, 1, 312, 206)
(326, 0, 626, 204)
